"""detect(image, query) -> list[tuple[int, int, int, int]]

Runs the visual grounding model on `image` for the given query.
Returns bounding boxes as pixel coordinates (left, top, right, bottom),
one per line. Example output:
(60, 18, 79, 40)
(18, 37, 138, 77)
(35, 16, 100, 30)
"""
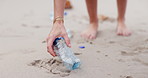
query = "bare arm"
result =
(47, 0, 70, 56)
(54, 0, 65, 18)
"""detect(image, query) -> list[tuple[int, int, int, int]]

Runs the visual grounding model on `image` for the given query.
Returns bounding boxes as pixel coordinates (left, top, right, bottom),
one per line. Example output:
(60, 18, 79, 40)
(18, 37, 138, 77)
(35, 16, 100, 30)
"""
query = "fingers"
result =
(46, 35, 56, 57)
(63, 34, 71, 47)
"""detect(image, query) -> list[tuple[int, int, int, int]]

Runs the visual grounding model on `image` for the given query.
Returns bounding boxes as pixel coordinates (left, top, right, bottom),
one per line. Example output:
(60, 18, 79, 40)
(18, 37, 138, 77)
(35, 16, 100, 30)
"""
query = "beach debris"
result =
(98, 14, 115, 23)
(49, 12, 54, 20)
(66, 29, 73, 38)
(89, 41, 93, 44)
(53, 37, 81, 70)
(98, 15, 109, 21)
(65, 0, 72, 9)
(64, 12, 68, 16)
(85, 40, 94, 44)
(74, 53, 82, 55)
(79, 46, 85, 49)
(42, 40, 46, 43)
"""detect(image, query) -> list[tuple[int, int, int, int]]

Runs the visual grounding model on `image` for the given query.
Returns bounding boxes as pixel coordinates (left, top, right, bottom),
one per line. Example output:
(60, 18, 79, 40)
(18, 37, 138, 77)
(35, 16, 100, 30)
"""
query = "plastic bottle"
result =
(53, 37, 80, 70)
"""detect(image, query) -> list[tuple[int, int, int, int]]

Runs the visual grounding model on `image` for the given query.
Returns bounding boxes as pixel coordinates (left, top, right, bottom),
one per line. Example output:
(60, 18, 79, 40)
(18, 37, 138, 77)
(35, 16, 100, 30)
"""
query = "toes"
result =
(117, 30, 123, 36)
(117, 28, 131, 36)
(90, 35, 96, 40)
(123, 29, 132, 36)
(128, 32, 132, 36)
(88, 33, 96, 40)
(127, 30, 132, 36)
(81, 33, 95, 40)
(125, 32, 131, 36)
(124, 32, 128, 36)
(89, 35, 93, 40)
(117, 31, 131, 36)
(81, 28, 98, 40)
(117, 32, 121, 35)
(122, 31, 127, 36)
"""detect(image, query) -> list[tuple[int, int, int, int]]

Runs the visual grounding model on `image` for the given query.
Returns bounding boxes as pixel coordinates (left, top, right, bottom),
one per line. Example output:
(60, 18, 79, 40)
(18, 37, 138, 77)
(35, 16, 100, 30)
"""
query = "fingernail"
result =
(69, 44, 71, 47)
(53, 54, 56, 57)
(52, 54, 55, 57)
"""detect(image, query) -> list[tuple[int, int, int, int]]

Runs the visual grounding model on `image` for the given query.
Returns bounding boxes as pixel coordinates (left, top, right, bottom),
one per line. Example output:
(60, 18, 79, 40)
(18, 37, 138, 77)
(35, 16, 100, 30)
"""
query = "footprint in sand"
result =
(133, 46, 148, 53)
(28, 57, 71, 77)
(121, 50, 138, 56)
(132, 54, 148, 66)
(121, 44, 148, 56)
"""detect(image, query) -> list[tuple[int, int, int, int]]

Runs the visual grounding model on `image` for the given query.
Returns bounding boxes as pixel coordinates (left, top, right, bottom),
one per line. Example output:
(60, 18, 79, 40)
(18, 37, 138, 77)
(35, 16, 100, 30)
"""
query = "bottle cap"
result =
(53, 37, 64, 45)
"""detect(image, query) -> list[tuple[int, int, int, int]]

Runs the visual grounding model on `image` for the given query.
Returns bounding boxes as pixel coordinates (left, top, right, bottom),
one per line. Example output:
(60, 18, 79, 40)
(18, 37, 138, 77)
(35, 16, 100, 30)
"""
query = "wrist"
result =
(53, 20, 64, 28)
(53, 16, 64, 24)
(54, 20, 64, 25)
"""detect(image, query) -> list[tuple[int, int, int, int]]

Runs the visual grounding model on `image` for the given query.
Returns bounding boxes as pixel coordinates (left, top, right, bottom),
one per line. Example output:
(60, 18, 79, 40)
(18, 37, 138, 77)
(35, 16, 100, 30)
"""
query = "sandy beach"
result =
(0, 0, 148, 78)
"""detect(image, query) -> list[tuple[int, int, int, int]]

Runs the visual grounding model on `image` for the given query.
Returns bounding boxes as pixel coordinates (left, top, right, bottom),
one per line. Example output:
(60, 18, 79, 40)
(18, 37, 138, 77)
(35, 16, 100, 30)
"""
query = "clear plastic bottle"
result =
(53, 37, 80, 70)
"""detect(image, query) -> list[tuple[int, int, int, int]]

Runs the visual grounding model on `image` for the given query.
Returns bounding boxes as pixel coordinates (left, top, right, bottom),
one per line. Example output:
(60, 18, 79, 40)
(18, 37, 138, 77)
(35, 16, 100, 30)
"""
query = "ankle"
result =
(89, 22, 98, 29)
(117, 21, 127, 28)
(117, 17, 125, 23)
(90, 18, 98, 24)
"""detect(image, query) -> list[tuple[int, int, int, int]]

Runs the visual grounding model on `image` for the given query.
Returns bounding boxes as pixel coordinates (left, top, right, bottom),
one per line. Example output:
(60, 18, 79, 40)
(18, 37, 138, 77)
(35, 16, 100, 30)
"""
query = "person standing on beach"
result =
(47, 0, 131, 56)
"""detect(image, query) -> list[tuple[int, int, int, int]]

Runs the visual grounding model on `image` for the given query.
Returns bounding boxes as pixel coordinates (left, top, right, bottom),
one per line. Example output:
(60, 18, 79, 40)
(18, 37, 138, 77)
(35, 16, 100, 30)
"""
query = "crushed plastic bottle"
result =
(53, 37, 80, 70)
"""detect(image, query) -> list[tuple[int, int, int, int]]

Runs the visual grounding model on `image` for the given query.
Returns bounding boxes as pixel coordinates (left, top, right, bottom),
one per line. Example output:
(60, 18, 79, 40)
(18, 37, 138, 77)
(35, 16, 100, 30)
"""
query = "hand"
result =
(47, 22, 71, 56)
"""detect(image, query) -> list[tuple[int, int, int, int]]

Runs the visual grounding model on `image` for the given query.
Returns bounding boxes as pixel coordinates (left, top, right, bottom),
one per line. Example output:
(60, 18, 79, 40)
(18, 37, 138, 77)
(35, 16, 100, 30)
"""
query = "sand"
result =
(0, 0, 148, 78)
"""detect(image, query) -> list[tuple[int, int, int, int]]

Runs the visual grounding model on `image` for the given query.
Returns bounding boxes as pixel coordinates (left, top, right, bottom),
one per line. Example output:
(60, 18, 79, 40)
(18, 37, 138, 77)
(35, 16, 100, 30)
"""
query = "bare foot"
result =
(117, 22, 131, 36)
(81, 23, 98, 40)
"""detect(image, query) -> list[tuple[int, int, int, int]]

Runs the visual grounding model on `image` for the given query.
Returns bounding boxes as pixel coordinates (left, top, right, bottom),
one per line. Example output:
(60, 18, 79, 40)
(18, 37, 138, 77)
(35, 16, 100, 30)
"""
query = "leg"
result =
(116, 0, 131, 36)
(81, 0, 98, 40)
